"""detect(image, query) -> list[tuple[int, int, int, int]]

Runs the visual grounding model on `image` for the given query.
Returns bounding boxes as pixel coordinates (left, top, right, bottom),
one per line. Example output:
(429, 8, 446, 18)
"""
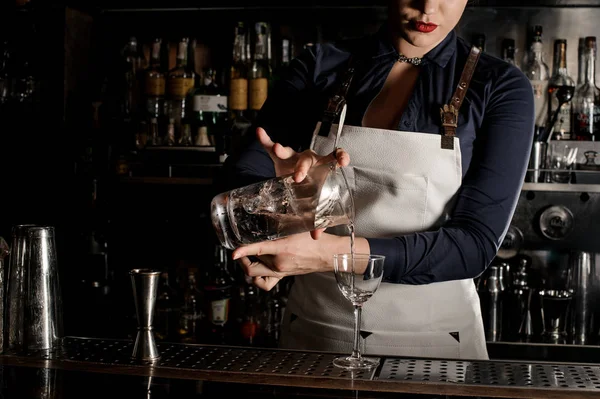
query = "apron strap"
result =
(440, 46, 481, 150)
(317, 57, 357, 139)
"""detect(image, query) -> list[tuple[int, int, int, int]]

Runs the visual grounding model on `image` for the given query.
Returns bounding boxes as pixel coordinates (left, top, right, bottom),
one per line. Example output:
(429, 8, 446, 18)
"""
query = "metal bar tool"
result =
(130, 269, 161, 362)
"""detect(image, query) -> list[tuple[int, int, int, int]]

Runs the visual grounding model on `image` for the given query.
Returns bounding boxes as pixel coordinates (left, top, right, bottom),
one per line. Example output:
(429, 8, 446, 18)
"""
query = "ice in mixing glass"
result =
(211, 161, 353, 250)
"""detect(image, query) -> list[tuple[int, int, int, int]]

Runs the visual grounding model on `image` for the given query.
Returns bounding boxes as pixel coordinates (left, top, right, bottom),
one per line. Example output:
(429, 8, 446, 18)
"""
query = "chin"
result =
(403, 31, 445, 48)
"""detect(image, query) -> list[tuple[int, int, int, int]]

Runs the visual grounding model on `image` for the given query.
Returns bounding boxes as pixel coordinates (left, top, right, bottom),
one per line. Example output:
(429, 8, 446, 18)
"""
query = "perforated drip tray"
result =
(379, 358, 600, 391)
(56, 337, 376, 380)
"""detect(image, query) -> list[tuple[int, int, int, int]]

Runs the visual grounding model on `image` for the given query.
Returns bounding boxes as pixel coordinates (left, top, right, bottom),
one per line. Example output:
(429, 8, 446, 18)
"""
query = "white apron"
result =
(279, 47, 489, 361)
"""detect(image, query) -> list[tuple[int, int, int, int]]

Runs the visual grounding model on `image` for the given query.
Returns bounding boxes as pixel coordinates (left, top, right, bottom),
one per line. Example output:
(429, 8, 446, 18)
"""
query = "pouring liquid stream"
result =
(349, 222, 355, 297)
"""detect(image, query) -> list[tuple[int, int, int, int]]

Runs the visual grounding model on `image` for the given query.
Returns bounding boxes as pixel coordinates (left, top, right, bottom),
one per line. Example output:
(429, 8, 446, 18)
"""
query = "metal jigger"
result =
(130, 269, 161, 362)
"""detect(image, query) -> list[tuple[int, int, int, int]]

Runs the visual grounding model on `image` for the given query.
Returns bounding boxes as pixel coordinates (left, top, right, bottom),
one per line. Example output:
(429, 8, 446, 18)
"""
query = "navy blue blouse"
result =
(225, 25, 535, 285)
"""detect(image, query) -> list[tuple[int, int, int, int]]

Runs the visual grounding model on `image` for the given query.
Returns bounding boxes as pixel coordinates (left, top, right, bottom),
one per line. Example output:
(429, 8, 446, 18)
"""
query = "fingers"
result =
(272, 142, 297, 160)
(238, 256, 282, 291)
(335, 148, 351, 167)
(232, 241, 278, 260)
(294, 151, 319, 183)
(310, 228, 326, 240)
(257, 127, 275, 154)
(316, 148, 351, 168)
(253, 276, 281, 291)
(293, 148, 351, 183)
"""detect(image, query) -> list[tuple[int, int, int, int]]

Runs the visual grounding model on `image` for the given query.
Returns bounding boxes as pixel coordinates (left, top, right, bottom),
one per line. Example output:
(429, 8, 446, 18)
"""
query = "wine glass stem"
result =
(351, 304, 362, 360)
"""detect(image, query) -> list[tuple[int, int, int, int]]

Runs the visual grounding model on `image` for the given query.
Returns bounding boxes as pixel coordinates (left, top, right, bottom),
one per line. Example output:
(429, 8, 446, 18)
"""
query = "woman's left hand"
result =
(232, 232, 347, 291)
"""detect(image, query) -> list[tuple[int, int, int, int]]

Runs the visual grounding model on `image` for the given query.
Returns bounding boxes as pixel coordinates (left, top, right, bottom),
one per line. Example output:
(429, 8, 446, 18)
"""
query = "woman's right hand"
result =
(257, 127, 350, 183)
(256, 127, 350, 239)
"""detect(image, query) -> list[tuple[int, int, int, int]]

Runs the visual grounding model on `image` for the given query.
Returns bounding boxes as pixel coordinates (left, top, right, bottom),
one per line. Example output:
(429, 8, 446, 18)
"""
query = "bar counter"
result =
(1, 337, 599, 398)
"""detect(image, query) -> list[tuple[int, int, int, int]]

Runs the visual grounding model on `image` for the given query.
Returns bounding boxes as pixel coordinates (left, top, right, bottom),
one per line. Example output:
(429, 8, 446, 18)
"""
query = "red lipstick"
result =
(413, 21, 438, 33)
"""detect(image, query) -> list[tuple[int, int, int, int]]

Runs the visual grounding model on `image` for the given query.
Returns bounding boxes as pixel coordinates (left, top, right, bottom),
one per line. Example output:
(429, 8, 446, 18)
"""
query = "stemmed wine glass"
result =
(333, 253, 385, 370)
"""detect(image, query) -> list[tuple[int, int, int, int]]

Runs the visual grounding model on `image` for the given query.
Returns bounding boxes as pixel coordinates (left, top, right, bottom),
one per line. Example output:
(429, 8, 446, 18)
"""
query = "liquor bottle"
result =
(239, 278, 262, 346)
(473, 33, 486, 52)
(202, 245, 234, 344)
(548, 39, 576, 140)
(191, 67, 228, 152)
(573, 37, 600, 141)
(501, 38, 519, 69)
(524, 26, 550, 135)
(0, 40, 11, 107)
(263, 283, 285, 348)
(155, 271, 180, 341)
(167, 37, 195, 101)
(121, 36, 145, 119)
(144, 38, 166, 120)
(228, 22, 252, 154)
(178, 271, 203, 343)
(249, 22, 272, 121)
(272, 37, 292, 87)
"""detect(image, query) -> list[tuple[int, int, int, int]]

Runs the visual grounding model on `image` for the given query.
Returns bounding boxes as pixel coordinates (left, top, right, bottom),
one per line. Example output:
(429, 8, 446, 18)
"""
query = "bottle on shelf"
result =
(239, 277, 263, 347)
(201, 245, 235, 345)
(120, 36, 145, 120)
(167, 37, 195, 102)
(191, 67, 229, 153)
(178, 270, 203, 343)
(501, 38, 519, 69)
(524, 25, 550, 137)
(165, 37, 195, 146)
(472, 33, 486, 52)
(155, 271, 181, 342)
(548, 39, 575, 140)
(249, 22, 272, 121)
(272, 37, 292, 88)
(573, 36, 600, 141)
(143, 37, 167, 147)
(228, 22, 252, 156)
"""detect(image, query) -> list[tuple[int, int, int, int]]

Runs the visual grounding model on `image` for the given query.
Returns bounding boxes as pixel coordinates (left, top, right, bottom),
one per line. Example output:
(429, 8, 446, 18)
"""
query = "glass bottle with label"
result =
(249, 22, 272, 121)
(524, 25, 550, 134)
(229, 22, 252, 153)
(144, 38, 165, 113)
(167, 37, 195, 101)
(573, 36, 600, 141)
(179, 271, 203, 343)
(155, 271, 180, 341)
(191, 67, 228, 150)
(548, 39, 575, 140)
(202, 245, 234, 345)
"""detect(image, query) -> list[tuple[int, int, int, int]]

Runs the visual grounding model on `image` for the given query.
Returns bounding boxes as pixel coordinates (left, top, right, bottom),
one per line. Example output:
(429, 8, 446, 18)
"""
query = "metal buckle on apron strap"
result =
(318, 61, 356, 138)
(440, 104, 459, 150)
(439, 46, 481, 150)
(318, 94, 347, 137)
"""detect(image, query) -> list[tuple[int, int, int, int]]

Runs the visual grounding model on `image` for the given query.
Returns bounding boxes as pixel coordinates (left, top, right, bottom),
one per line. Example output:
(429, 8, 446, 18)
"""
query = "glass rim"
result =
(334, 253, 385, 261)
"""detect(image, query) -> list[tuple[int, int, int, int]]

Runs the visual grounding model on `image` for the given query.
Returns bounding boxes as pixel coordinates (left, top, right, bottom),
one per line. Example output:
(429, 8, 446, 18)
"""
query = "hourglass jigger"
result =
(130, 269, 161, 362)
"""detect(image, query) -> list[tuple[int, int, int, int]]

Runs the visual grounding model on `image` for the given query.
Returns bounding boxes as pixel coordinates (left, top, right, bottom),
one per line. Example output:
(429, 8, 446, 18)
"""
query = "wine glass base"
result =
(333, 355, 380, 370)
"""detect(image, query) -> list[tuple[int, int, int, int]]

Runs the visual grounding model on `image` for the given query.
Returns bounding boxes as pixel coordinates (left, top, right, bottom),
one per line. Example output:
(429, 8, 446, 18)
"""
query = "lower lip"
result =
(414, 22, 438, 33)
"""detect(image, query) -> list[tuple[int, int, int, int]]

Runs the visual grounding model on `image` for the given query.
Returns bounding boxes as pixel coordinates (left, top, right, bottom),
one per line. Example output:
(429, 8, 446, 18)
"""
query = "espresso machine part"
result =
(538, 205, 574, 241)
(567, 251, 596, 345)
(505, 255, 534, 340)
(526, 140, 547, 183)
(477, 264, 507, 342)
(130, 269, 161, 362)
(497, 226, 524, 260)
(6, 225, 63, 354)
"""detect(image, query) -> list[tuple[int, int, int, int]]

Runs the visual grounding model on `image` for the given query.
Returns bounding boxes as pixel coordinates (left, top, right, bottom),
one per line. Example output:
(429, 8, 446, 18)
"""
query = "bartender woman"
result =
(226, 0, 534, 360)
